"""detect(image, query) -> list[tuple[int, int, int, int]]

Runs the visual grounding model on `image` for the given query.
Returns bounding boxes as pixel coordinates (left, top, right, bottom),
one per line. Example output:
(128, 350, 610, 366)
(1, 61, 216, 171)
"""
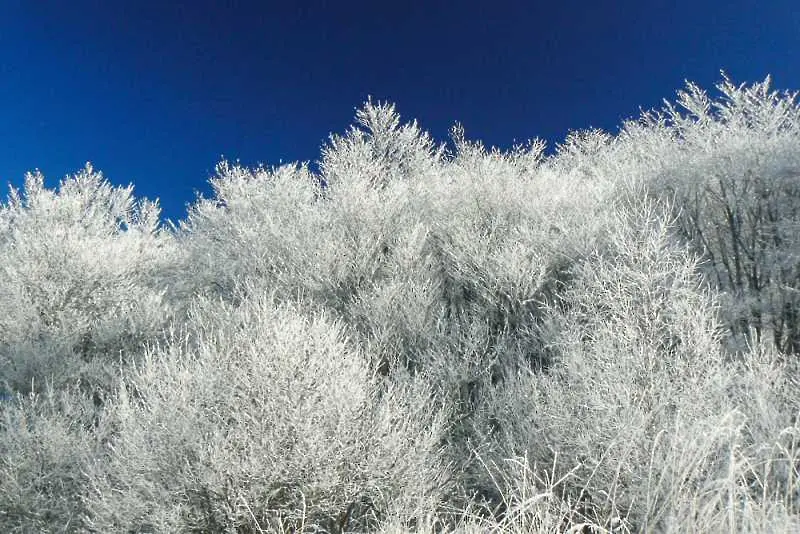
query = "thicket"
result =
(1, 74, 799, 533)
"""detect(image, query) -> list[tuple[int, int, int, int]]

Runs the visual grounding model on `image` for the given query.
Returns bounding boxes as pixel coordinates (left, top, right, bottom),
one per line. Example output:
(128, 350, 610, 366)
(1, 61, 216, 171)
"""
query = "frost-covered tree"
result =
(319, 97, 446, 193)
(0, 163, 175, 397)
(618, 73, 800, 354)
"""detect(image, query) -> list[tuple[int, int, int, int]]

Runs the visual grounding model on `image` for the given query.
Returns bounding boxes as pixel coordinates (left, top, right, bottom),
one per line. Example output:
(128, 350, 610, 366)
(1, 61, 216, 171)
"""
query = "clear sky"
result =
(1, 0, 798, 224)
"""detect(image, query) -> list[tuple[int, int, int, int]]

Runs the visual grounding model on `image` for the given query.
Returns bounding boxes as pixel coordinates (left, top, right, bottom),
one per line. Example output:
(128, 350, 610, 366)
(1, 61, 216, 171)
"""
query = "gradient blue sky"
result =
(1, 1, 798, 224)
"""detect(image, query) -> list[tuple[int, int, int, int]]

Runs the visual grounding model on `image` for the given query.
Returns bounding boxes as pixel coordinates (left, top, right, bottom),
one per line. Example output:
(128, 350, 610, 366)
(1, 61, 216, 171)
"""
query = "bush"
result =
(0, 164, 175, 399)
(83, 291, 452, 533)
(458, 201, 800, 532)
(618, 73, 800, 355)
(0, 384, 112, 533)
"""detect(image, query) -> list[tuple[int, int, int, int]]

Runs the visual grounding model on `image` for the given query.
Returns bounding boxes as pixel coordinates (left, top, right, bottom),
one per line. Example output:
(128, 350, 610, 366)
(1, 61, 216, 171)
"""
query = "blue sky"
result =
(1, 0, 798, 224)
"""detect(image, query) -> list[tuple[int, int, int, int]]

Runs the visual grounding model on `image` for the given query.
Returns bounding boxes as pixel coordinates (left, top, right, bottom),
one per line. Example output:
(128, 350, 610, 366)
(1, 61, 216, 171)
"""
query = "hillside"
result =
(1, 74, 799, 533)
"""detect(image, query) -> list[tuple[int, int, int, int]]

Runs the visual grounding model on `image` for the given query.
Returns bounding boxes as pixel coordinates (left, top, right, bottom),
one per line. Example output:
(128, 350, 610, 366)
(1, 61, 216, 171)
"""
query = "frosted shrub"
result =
(83, 291, 452, 533)
(618, 73, 800, 354)
(312, 98, 450, 326)
(0, 164, 175, 399)
(462, 198, 800, 531)
(460, 201, 731, 530)
(0, 384, 110, 533)
(174, 154, 424, 332)
(173, 160, 336, 310)
(319, 97, 446, 193)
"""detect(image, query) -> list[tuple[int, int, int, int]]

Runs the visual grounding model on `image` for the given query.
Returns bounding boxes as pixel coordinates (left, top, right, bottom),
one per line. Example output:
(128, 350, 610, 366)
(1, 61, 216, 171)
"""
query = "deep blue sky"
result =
(1, 1, 798, 224)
